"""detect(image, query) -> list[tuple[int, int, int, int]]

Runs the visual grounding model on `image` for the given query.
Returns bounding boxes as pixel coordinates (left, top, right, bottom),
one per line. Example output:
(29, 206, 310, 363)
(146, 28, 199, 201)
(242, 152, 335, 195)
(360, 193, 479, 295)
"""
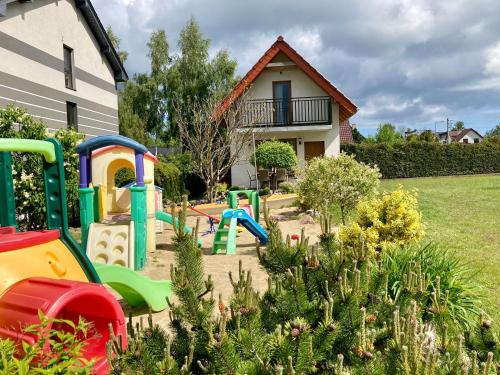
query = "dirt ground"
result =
(123, 205, 324, 330)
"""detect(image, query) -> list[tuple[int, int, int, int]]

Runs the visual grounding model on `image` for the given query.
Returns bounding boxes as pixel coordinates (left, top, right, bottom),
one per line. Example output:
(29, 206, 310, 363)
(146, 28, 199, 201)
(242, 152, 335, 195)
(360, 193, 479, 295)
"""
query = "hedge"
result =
(341, 142, 500, 178)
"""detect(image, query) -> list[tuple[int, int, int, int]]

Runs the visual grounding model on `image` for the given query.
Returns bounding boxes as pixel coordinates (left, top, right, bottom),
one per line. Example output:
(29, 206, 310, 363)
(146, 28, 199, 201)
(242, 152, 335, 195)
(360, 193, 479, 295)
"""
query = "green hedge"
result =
(341, 142, 500, 178)
(155, 160, 184, 203)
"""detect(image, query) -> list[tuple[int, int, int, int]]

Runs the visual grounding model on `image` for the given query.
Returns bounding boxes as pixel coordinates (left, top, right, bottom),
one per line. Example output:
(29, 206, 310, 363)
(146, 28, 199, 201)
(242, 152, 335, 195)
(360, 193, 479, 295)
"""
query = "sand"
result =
(124, 205, 324, 330)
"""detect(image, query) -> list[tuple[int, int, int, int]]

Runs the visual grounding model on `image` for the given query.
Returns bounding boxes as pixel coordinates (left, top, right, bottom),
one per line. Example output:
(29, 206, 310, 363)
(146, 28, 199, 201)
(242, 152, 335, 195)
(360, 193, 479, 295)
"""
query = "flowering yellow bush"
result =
(339, 187, 425, 254)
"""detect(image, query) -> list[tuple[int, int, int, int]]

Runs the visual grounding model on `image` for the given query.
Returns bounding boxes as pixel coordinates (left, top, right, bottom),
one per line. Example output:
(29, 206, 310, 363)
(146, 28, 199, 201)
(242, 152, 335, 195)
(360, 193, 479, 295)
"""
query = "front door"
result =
(304, 141, 325, 161)
(273, 81, 292, 124)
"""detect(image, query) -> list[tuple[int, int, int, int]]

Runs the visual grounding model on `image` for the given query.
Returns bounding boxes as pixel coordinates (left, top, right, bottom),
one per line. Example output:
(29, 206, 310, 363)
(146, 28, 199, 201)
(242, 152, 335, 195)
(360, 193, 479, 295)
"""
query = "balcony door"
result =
(273, 81, 292, 124)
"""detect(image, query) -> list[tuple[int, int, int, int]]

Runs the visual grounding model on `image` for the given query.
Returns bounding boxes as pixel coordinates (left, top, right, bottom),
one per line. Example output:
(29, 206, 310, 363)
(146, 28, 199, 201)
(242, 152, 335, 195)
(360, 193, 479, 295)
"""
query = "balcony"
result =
(241, 96, 332, 127)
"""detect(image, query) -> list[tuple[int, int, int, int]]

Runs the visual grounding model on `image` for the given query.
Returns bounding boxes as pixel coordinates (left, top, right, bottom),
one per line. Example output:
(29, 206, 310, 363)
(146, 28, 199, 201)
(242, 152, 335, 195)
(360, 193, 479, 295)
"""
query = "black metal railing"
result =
(241, 96, 332, 127)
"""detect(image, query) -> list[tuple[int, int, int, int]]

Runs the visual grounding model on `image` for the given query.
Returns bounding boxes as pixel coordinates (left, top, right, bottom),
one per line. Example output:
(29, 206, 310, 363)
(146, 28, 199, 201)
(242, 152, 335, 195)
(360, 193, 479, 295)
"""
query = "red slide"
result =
(0, 277, 127, 374)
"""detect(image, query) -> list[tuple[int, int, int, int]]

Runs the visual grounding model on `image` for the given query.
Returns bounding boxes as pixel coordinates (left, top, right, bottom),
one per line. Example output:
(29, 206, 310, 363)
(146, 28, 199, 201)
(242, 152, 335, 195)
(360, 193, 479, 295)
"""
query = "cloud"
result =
(92, 0, 500, 134)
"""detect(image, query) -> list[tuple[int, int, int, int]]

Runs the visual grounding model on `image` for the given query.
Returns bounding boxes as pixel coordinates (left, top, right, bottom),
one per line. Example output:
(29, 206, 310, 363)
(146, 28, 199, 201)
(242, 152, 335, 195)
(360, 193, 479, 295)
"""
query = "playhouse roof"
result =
(76, 135, 149, 156)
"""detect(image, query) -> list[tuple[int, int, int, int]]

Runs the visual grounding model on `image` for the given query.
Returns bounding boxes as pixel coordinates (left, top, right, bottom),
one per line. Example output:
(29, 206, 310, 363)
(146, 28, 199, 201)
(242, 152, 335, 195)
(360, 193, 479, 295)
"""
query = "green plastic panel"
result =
(226, 190, 260, 222)
(0, 138, 56, 163)
(131, 185, 147, 270)
(0, 152, 16, 228)
(43, 138, 99, 283)
(79, 187, 95, 251)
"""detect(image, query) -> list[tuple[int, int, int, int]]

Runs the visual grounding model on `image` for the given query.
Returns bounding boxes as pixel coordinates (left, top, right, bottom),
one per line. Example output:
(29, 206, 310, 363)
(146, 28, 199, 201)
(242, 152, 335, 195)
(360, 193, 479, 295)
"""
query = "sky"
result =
(93, 0, 500, 136)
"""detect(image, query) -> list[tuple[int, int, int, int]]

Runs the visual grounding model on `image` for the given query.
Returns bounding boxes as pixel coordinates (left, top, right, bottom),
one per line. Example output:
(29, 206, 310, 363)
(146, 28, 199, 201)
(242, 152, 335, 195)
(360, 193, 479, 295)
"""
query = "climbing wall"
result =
(86, 222, 134, 269)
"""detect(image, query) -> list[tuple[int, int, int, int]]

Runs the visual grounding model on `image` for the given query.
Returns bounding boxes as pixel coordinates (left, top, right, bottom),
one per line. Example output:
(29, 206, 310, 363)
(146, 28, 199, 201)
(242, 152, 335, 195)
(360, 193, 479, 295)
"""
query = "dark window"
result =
(462, 138, 469, 144)
(66, 102, 77, 131)
(474, 138, 480, 143)
(64, 45, 74, 89)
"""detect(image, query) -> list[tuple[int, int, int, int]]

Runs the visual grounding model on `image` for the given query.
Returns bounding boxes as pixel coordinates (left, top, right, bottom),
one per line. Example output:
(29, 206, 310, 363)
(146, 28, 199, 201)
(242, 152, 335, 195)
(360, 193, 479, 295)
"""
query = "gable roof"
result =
(218, 36, 357, 122)
(437, 128, 483, 141)
(2, 0, 128, 82)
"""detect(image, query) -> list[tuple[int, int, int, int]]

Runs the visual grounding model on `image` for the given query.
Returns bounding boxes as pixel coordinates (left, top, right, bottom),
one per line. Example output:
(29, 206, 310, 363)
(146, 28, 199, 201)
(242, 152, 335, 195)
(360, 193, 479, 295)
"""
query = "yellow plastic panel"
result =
(0, 239, 88, 295)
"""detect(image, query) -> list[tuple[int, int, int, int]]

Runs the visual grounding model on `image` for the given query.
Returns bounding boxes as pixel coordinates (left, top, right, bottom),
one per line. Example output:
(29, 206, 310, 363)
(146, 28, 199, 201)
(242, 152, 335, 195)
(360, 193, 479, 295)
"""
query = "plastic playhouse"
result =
(0, 139, 176, 374)
(212, 190, 268, 254)
(76, 135, 192, 271)
(0, 138, 127, 373)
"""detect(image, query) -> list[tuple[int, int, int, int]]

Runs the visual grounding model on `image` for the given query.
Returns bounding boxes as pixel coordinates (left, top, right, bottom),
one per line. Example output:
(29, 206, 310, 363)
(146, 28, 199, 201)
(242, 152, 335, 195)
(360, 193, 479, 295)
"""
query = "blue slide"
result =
(224, 209, 268, 244)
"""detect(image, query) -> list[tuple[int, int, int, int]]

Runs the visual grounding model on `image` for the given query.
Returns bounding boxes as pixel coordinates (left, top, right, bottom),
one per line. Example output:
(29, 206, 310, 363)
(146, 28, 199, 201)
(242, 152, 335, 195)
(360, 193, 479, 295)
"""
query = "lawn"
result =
(381, 174, 500, 320)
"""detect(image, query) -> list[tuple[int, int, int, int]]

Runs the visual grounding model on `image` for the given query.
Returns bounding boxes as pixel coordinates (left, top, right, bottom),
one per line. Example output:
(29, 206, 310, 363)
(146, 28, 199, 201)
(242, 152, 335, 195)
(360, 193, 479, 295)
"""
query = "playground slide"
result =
(230, 209, 268, 245)
(239, 204, 254, 219)
(213, 209, 268, 254)
(93, 263, 172, 312)
(155, 211, 192, 233)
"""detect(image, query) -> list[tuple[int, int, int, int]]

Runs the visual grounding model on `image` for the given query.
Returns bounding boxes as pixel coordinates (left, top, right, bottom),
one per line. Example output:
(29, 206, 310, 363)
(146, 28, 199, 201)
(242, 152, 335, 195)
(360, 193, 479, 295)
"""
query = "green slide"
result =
(93, 263, 172, 312)
(155, 211, 202, 247)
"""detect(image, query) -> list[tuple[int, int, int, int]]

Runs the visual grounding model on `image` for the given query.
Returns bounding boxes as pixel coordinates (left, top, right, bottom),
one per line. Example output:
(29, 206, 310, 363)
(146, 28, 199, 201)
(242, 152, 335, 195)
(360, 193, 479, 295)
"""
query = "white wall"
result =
(230, 63, 342, 188)
(459, 131, 482, 143)
(0, 0, 119, 136)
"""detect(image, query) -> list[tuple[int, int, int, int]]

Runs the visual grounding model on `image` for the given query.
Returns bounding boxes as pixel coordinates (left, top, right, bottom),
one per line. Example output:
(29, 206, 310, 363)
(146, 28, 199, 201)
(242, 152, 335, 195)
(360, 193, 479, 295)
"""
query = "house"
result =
(436, 129, 483, 144)
(220, 36, 358, 188)
(0, 0, 127, 137)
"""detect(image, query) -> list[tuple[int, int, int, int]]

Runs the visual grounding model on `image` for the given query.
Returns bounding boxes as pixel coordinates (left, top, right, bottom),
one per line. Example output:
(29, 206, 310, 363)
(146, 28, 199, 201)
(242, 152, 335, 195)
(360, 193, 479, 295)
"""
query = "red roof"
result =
(340, 120, 354, 144)
(217, 36, 358, 122)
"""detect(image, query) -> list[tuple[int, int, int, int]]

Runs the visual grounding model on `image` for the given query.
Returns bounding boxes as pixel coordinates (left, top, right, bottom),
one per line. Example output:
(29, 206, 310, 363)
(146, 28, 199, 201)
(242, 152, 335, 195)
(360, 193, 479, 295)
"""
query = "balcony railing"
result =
(241, 96, 332, 127)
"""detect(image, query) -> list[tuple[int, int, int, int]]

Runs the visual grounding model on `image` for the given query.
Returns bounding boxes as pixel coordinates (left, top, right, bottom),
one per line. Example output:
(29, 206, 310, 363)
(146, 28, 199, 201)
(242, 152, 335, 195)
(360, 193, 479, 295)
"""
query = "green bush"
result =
(259, 186, 271, 196)
(253, 140, 298, 170)
(297, 153, 380, 226)
(342, 142, 500, 178)
(114, 167, 135, 187)
(0, 105, 84, 229)
(155, 159, 183, 203)
(229, 185, 241, 191)
(278, 181, 295, 193)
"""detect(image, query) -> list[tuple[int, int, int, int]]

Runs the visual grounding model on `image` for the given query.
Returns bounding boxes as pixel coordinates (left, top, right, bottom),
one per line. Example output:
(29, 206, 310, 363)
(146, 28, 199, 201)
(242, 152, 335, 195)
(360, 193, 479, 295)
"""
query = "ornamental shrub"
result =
(339, 187, 425, 254)
(0, 312, 94, 373)
(253, 140, 298, 170)
(154, 159, 183, 203)
(0, 105, 84, 229)
(297, 153, 381, 226)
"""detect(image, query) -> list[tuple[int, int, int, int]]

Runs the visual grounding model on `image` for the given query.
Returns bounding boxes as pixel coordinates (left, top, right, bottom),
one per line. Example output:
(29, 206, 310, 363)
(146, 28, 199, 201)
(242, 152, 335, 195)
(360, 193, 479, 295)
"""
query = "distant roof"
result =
(437, 128, 483, 141)
(216, 36, 357, 122)
(76, 135, 148, 156)
(340, 120, 354, 144)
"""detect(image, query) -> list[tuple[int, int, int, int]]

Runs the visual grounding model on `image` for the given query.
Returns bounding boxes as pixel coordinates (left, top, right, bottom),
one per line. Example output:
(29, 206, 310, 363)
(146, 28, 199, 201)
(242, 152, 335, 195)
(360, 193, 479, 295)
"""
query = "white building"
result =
(437, 129, 483, 144)
(0, 0, 127, 137)
(219, 36, 358, 188)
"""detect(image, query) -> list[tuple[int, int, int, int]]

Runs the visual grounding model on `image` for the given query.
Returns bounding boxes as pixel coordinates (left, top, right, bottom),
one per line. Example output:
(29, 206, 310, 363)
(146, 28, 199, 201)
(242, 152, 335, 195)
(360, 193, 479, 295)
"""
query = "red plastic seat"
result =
(0, 229, 60, 252)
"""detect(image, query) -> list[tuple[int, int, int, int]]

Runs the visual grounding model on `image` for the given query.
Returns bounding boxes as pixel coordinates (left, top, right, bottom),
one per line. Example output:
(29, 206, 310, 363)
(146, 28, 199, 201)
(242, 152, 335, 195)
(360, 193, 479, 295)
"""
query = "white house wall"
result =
(230, 64, 342, 188)
(0, 0, 119, 137)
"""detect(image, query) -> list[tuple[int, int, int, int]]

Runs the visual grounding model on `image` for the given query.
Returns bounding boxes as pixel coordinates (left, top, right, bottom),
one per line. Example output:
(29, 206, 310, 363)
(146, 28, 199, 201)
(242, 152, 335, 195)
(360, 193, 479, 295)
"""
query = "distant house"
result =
(218, 36, 358, 188)
(339, 120, 354, 144)
(0, 0, 128, 137)
(436, 129, 483, 144)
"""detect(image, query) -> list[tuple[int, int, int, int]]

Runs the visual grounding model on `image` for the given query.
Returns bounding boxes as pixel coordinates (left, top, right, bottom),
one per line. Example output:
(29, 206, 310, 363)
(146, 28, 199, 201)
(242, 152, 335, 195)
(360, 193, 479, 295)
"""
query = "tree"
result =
(175, 90, 265, 202)
(373, 123, 404, 145)
(352, 127, 365, 143)
(167, 17, 237, 142)
(297, 153, 381, 226)
(485, 124, 500, 137)
(417, 129, 439, 142)
(453, 120, 465, 131)
(253, 140, 297, 191)
(106, 26, 128, 63)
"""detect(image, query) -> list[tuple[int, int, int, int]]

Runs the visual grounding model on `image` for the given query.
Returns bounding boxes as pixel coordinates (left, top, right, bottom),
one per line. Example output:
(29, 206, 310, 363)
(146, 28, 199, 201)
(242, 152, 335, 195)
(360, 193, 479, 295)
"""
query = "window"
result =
(474, 138, 480, 143)
(64, 45, 74, 89)
(462, 138, 469, 144)
(66, 102, 78, 131)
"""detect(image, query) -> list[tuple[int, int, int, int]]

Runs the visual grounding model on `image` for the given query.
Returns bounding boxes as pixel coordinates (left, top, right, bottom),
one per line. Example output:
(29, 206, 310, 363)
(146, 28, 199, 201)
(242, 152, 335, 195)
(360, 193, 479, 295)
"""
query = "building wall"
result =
(230, 64, 342, 188)
(459, 131, 482, 143)
(0, 0, 119, 137)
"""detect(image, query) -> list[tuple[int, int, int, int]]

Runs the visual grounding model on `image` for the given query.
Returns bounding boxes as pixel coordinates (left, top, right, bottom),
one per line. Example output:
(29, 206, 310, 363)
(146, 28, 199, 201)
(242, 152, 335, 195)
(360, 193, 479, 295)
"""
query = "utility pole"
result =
(446, 118, 450, 144)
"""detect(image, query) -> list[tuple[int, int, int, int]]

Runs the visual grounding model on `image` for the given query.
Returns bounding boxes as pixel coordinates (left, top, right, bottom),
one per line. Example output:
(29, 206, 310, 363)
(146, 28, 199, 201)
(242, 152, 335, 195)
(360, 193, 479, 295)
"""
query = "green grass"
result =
(380, 174, 500, 320)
